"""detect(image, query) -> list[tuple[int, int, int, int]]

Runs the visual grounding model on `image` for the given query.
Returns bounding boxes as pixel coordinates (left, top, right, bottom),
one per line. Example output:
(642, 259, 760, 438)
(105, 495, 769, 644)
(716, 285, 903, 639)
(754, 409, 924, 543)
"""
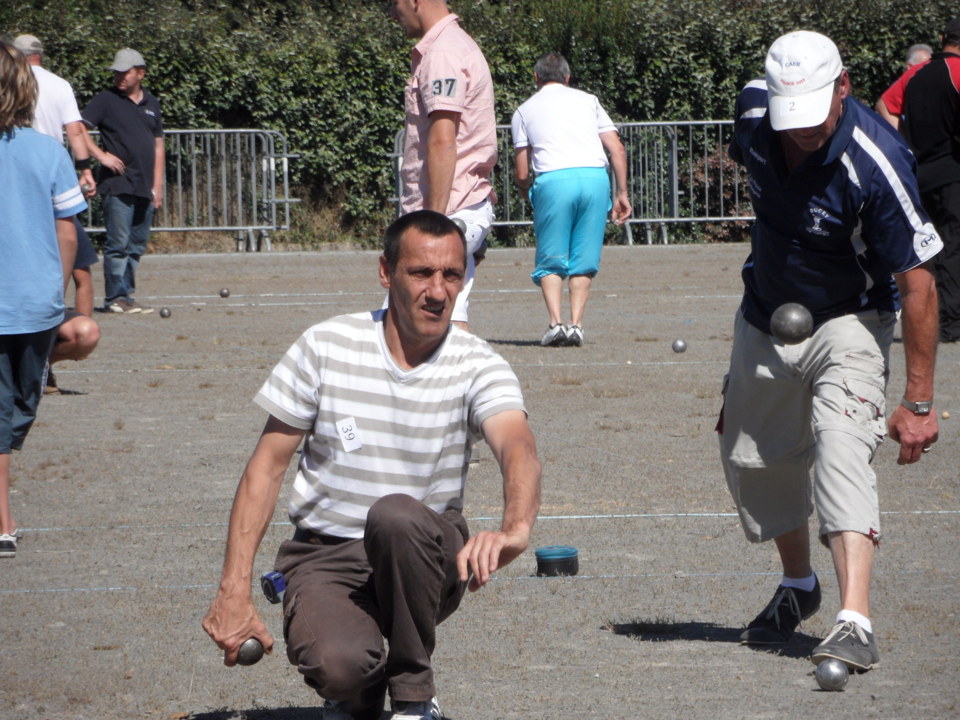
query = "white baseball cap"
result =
(765, 31, 842, 131)
(109, 48, 146, 72)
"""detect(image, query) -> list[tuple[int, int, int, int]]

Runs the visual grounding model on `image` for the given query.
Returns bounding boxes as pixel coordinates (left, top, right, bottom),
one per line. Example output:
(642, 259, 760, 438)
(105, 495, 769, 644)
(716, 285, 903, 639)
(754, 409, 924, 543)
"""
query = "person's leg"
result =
(530, 174, 575, 286)
(568, 275, 592, 328)
(540, 274, 564, 327)
(101, 195, 134, 306)
(827, 531, 873, 617)
(0, 338, 19, 536)
(923, 184, 960, 342)
(774, 523, 812, 580)
(806, 311, 892, 669)
(124, 198, 155, 302)
(363, 494, 467, 705)
(275, 536, 388, 720)
(0, 452, 12, 538)
(0, 329, 58, 543)
(449, 199, 493, 332)
(718, 311, 820, 643)
(566, 168, 610, 330)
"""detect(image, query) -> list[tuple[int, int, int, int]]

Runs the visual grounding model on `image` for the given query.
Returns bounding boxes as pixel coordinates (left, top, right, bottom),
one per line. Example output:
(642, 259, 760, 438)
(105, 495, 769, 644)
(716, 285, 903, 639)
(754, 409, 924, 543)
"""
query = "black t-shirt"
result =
(82, 87, 163, 199)
(901, 52, 960, 193)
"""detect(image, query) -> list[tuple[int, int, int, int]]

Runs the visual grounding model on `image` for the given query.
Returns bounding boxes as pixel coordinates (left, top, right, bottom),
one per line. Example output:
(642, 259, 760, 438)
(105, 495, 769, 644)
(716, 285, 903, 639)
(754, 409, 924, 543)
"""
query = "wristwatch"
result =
(901, 397, 933, 415)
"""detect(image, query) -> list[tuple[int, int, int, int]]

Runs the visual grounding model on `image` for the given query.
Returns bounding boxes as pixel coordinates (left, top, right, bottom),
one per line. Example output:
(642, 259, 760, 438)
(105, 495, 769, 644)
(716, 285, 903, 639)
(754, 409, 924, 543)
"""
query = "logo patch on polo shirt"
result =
(806, 207, 831, 236)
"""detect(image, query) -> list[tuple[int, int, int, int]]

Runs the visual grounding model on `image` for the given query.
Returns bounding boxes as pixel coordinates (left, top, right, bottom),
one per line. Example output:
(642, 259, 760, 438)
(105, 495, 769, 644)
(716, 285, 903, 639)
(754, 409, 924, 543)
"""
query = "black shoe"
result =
(811, 620, 880, 671)
(740, 579, 821, 644)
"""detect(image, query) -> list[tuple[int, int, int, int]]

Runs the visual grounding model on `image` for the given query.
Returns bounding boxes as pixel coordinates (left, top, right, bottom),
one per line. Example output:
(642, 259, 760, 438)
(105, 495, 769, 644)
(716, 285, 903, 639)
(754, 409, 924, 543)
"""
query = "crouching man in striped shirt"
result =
(203, 210, 541, 720)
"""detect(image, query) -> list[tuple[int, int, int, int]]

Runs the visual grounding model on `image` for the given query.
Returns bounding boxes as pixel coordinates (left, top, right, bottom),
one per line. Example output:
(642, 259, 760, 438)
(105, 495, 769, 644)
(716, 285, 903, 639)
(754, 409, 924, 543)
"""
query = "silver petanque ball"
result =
(159, 307, 171, 318)
(770, 302, 814, 344)
(219, 287, 231, 298)
(672, 339, 687, 353)
(237, 638, 264, 666)
(815, 658, 849, 691)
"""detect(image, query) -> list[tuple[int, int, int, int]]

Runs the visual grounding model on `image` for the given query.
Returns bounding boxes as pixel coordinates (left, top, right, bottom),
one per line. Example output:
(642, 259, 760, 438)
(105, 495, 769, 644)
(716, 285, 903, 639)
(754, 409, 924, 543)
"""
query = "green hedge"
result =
(4, 0, 955, 238)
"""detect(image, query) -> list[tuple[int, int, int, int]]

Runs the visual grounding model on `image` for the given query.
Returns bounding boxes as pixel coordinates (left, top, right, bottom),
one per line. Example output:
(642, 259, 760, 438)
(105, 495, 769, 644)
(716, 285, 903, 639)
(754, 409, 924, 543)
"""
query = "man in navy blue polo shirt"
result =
(83, 48, 164, 314)
(719, 31, 941, 673)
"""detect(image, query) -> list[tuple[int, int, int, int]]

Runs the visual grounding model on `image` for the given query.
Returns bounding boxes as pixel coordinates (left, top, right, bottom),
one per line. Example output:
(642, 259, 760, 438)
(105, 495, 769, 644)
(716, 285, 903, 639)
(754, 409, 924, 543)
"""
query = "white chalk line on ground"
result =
(19, 508, 958, 534)
(7, 512, 956, 597)
(3, 566, 955, 596)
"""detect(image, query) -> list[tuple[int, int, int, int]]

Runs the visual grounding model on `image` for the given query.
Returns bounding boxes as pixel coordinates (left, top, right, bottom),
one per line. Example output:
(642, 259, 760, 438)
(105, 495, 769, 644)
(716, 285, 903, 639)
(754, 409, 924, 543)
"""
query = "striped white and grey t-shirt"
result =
(255, 309, 526, 538)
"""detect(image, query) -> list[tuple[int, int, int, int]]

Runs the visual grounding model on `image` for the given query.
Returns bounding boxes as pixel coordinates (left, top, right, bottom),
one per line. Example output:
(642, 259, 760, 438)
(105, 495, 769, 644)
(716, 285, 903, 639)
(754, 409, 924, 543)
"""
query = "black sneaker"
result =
(811, 620, 880, 671)
(740, 579, 821, 644)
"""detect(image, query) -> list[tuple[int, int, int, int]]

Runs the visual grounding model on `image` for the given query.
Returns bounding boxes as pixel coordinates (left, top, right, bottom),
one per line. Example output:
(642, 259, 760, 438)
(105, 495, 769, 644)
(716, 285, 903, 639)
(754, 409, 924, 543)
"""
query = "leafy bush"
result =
(4, 0, 955, 243)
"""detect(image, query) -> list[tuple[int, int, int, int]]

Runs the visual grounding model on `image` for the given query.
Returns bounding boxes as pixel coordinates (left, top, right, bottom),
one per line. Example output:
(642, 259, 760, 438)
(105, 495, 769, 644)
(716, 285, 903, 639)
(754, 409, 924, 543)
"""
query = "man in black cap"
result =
(82, 48, 164, 314)
(901, 18, 960, 342)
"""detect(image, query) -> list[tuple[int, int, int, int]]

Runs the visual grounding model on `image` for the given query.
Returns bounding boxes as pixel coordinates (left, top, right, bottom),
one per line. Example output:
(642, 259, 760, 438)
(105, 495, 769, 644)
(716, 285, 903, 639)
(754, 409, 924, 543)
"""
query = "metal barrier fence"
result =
(82, 129, 298, 251)
(390, 120, 754, 244)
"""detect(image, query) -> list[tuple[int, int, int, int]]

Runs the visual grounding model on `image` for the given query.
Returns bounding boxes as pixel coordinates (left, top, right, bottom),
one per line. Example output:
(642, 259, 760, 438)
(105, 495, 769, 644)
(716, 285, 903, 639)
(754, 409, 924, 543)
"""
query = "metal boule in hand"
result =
(237, 638, 264, 666)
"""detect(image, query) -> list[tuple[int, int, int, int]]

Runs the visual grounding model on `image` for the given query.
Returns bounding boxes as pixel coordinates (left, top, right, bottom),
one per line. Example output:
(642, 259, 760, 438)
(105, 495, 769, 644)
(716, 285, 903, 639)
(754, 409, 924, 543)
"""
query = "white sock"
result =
(781, 571, 817, 593)
(836, 609, 872, 633)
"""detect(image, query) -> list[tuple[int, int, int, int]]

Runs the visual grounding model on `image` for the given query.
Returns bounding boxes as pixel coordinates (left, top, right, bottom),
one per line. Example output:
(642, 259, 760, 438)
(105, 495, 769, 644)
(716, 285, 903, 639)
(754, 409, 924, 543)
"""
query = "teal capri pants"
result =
(529, 166, 611, 285)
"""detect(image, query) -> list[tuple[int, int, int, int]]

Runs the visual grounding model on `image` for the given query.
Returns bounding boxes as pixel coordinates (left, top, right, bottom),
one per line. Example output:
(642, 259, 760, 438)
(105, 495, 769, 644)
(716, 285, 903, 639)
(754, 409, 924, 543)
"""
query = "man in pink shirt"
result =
(390, 0, 497, 331)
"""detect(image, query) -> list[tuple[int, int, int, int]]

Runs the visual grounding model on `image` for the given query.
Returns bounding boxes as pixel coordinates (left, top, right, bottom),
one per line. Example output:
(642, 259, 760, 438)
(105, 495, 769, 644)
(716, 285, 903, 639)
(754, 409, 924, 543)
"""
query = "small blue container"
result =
(535, 545, 579, 576)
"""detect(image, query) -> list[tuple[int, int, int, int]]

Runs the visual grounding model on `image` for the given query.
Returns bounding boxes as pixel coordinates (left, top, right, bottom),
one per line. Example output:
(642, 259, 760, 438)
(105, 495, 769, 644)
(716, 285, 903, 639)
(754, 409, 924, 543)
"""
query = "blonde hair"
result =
(0, 41, 37, 134)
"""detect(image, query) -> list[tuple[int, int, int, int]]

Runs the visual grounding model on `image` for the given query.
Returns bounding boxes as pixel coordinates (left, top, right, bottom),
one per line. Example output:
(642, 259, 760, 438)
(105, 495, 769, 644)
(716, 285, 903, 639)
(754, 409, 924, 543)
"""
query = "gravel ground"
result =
(1, 244, 957, 720)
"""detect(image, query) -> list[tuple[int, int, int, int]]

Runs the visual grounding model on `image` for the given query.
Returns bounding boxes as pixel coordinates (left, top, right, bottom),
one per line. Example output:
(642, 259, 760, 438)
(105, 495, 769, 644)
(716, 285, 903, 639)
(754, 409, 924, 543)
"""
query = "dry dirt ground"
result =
(1, 245, 957, 720)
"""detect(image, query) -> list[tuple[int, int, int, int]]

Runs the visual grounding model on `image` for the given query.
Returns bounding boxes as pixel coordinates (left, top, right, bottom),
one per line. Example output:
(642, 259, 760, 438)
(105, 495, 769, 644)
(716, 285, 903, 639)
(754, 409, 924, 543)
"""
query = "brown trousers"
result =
(274, 494, 468, 718)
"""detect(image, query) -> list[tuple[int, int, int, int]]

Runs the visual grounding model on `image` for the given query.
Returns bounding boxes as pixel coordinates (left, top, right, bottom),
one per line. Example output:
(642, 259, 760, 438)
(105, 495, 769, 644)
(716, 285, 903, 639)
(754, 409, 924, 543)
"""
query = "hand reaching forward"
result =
(456, 527, 531, 592)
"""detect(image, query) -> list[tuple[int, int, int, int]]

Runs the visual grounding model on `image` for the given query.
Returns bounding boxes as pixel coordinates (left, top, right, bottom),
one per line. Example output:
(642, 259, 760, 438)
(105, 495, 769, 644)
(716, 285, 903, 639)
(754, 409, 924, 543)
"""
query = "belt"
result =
(292, 527, 353, 545)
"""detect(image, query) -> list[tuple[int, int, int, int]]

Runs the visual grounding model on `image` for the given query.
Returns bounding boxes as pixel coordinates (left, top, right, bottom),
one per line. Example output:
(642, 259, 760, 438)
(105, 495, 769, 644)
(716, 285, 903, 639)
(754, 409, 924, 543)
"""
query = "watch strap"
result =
(901, 397, 933, 415)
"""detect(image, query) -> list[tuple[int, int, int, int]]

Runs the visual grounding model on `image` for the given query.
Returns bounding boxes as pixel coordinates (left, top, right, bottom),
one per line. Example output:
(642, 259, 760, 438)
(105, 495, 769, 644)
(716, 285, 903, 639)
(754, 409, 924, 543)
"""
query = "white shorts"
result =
(718, 309, 895, 544)
(449, 199, 494, 324)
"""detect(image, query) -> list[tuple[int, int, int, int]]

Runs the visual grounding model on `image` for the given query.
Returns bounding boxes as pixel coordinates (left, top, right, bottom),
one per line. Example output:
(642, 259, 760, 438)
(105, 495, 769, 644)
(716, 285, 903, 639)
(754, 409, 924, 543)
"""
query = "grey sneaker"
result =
(740, 579, 821, 644)
(540, 324, 566, 347)
(811, 620, 880, 671)
(106, 299, 132, 313)
(127, 299, 153, 314)
(0, 532, 19, 558)
(563, 324, 584, 347)
(390, 696, 441, 720)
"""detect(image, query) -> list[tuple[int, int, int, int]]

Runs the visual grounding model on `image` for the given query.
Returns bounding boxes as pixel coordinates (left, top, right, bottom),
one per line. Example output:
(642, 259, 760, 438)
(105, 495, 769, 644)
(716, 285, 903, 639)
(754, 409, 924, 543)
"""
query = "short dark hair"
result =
(382, 210, 466, 273)
(534, 52, 570, 85)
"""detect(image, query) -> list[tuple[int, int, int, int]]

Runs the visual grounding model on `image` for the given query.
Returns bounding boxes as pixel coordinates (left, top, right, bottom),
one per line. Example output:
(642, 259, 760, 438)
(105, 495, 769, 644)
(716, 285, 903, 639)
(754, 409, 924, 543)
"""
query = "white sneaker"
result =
(0, 531, 19, 558)
(564, 324, 584, 347)
(540, 324, 566, 346)
(390, 696, 441, 720)
(320, 699, 354, 720)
